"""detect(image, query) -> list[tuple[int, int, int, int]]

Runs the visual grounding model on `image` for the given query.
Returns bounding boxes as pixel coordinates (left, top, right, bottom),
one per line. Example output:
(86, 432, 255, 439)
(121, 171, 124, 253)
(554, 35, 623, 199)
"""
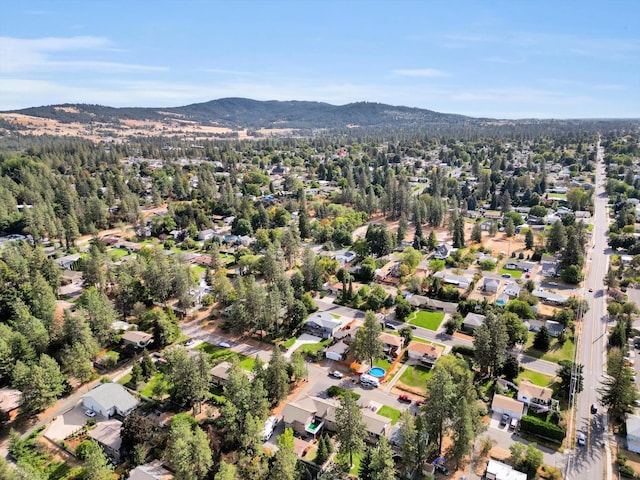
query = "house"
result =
(540, 256, 560, 277)
(335, 250, 357, 266)
(198, 229, 216, 241)
(121, 330, 153, 348)
(484, 210, 503, 220)
(210, 361, 254, 386)
(55, 253, 82, 270)
(517, 380, 553, 410)
(61, 269, 83, 285)
(379, 332, 404, 357)
(627, 414, 640, 453)
(532, 289, 569, 305)
(88, 419, 123, 462)
(485, 459, 527, 480)
(483, 278, 501, 294)
(433, 271, 470, 289)
(361, 409, 392, 443)
(404, 295, 458, 314)
(374, 261, 400, 284)
(128, 461, 174, 480)
(462, 313, 486, 332)
(303, 312, 344, 339)
(0, 388, 22, 419)
(325, 341, 350, 361)
(504, 260, 536, 272)
(503, 281, 522, 298)
(406, 341, 443, 368)
(480, 219, 495, 231)
(491, 394, 525, 420)
(282, 396, 340, 438)
(433, 243, 454, 260)
(82, 383, 139, 418)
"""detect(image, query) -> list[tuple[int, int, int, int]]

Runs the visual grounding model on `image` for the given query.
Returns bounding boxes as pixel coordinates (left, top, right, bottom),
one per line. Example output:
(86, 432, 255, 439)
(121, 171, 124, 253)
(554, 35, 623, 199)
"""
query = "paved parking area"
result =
(45, 403, 101, 441)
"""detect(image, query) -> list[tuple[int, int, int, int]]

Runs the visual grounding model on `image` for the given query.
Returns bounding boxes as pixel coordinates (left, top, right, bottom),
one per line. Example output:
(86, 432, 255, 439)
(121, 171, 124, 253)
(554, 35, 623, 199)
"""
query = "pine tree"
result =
(525, 229, 534, 249)
(452, 216, 465, 248)
(471, 223, 482, 243)
(358, 446, 375, 480)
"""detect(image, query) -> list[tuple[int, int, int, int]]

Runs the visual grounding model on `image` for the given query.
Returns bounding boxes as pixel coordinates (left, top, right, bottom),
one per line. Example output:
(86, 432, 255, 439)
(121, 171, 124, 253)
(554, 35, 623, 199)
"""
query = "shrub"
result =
(452, 345, 476, 357)
(519, 415, 566, 442)
(327, 386, 361, 400)
(619, 464, 635, 478)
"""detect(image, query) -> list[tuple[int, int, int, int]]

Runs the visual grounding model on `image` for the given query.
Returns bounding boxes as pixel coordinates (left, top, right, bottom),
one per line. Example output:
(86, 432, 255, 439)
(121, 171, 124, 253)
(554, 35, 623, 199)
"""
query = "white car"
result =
(329, 370, 344, 379)
(185, 339, 196, 347)
(219, 341, 231, 348)
(85, 409, 96, 418)
(577, 432, 586, 446)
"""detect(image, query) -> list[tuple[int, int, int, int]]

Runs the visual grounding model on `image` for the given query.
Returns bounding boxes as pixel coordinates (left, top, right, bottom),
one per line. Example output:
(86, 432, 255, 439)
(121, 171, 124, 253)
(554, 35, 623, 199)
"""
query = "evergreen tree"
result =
(471, 223, 482, 243)
(426, 229, 438, 250)
(397, 213, 408, 244)
(265, 344, 290, 404)
(353, 311, 384, 368)
(358, 446, 375, 480)
(269, 428, 297, 480)
(452, 216, 465, 248)
(546, 221, 567, 252)
(533, 326, 551, 352)
(525, 229, 534, 249)
(335, 394, 365, 467)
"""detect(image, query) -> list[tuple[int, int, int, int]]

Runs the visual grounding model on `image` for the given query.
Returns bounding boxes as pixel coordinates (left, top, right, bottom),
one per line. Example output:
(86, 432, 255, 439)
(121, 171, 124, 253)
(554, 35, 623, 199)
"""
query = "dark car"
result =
(434, 464, 449, 475)
(591, 403, 598, 414)
(500, 413, 510, 426)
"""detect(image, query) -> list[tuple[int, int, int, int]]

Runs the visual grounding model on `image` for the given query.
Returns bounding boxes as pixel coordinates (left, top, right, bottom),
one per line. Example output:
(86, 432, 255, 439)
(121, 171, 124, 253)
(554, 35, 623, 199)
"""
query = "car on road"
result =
(588, 288, 593, 292)
(501, 273, 511, 278)
(85, 409, 96, 418)
(577, 432, 586, 446)
(398, 394, 412, 403)
(500, 413, 510, 426)
(591, 404, 598, 414)
(185, 339, 196, 347)
(219, 341, 231, 348)
(410, 325, 417, 330)
(329, 370, 344, 379)
(634, 399, 640, 408)
(384, 323, 398, 331)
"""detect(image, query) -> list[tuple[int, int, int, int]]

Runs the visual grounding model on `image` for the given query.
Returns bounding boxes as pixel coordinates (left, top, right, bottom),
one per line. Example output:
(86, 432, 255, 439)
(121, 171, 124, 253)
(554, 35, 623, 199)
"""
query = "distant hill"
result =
(5, 98, 476, 130)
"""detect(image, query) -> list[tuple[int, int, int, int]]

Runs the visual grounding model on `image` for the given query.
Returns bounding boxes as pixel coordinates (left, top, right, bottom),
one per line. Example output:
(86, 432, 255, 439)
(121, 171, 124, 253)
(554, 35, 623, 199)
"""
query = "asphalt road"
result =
(565, 142, 610, 480)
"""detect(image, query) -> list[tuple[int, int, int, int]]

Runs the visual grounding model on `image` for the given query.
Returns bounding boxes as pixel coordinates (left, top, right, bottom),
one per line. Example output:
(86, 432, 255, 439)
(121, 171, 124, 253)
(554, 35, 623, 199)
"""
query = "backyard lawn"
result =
(373, 358, 392, 371)
(296, 338, 331, 355)
(398, 365, 433, 394)
(192, 265, 207, 275)
(407, 311, 445, 330)
(517, 369, 556, 387)
(499, 266, 523, 278)
(377, 405, 401, 425)
(108, 248, 129, 261)
(281, 337, 297, 349)
(525, 333, 575, 363)
(196, 342, 255, 371)
(140, 372, 170, 398)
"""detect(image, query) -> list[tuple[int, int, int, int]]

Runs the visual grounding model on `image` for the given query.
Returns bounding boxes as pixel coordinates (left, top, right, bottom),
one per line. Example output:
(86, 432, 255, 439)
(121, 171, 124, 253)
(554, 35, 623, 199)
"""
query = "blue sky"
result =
(1, 0, 638, 118)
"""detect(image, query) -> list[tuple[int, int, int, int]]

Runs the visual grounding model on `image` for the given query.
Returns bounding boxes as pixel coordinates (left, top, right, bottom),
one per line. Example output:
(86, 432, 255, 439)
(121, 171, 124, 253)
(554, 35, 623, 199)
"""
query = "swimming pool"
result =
(369, 367, 386, 378)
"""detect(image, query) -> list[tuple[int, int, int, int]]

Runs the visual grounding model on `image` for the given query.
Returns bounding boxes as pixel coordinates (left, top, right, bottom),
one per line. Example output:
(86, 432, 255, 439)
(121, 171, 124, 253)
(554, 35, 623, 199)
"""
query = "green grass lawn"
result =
(281, 337, 297, 349)
(525, 333, 575, 363)
(140, 372, 169, 398)
(548, 193, 566, 200)
(373, 358, 392, 371)
(108, 248, 129, 261)
(398, 365, 433, 394)
(378, 405, 402, 425)
(118, 373, 132, 386)
(219, 253, 235, 265)
(517, 369, 556, 387)
(499, 266, 523, 278)
(192, 265, 207, 275)
(407, 310, 445, 330)
(335, 452, 363, 475)
(196, 342, 255, 371)
(296, 338, 331, 355)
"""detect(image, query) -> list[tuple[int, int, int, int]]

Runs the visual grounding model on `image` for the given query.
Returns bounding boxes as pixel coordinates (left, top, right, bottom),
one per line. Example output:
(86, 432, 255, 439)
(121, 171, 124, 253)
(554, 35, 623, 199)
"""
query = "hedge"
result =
(519, 415, 566, 442)
(452, 345, 476, 357)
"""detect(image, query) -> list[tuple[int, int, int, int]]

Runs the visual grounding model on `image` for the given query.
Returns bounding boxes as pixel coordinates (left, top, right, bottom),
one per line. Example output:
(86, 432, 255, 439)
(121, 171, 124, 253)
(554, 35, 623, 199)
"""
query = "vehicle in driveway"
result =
(85, 409, 96, 418)
(398, 394, 412, 403)
(384, 322, 398, 331)
(262, 416, 278, 441)
(329, 370, 344, 379)
(219, 341, 231, 348)
(509, 417, 518, 430)
(360, 374, 380, 388)
(185, 339, 196, 347)
(500, 413, 510, 426)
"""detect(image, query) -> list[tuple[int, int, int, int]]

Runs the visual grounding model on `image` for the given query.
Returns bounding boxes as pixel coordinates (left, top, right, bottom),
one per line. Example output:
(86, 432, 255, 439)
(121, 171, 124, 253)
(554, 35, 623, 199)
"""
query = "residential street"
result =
(565, 141, 611, 479)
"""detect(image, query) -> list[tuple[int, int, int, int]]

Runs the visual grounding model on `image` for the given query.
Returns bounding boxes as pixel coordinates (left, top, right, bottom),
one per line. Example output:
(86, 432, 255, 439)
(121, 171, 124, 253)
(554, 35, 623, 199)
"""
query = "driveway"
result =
(45, 403, 99, 441)
(285, 334, 322, 358)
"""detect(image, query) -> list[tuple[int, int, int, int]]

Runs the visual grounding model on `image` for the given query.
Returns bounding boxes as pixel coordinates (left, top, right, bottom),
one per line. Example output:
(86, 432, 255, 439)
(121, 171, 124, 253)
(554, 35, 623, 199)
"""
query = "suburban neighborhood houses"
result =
(0, 117, 638, 480)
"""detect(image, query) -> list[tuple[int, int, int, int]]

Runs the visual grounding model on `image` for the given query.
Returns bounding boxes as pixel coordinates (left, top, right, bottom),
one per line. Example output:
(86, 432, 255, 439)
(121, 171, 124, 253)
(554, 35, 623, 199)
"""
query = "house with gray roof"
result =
(462, 313, 486, 332)
(303, 312, 344, 339)
(88, 419, 123, 462)
(82, 383, 139, 418)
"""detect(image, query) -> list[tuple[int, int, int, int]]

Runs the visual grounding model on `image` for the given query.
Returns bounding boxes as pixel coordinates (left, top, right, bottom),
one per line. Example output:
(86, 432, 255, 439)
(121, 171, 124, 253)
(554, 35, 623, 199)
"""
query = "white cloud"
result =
(392, 68, 449, 77)
(0, 36, 165, 73)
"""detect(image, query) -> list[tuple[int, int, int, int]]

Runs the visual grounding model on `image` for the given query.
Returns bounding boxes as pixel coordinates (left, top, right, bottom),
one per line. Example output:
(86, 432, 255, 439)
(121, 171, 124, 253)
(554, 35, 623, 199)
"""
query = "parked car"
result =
(588, 288, 593, 292)
(501, 273, 511, 278)
(185, 339, 196, 347)
(590, 404, 598, 414)
(329, 370, 344, 379)
(434, 464, 449, 475)
(85, 409, 96, 418)
(219, 341, 231, 348)
(385, 322, 398, 331)
(500, 413, 510, 426)
(398, 394, 412, 403)
(577, 432, 586, 446)
(509, 417, 518, 430)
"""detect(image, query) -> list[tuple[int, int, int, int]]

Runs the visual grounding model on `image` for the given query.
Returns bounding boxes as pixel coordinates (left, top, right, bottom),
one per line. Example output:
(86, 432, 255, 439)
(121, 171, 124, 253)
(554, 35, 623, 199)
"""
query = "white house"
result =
(325, 341, 349, 361)
(517, 380, 553, 409)
(128, 459, 174, 480)
(627, 414, 640, 453)
(483, 278, 501, 294)
(303, 312, 344, 339)
(491, 394, 525, 420)
(82, 383, 139, 418)
(485, 459, 527, 480)
(433, 244, 454, 260)
(503, 282, 522, 298)
(433, 271, 470, 289)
